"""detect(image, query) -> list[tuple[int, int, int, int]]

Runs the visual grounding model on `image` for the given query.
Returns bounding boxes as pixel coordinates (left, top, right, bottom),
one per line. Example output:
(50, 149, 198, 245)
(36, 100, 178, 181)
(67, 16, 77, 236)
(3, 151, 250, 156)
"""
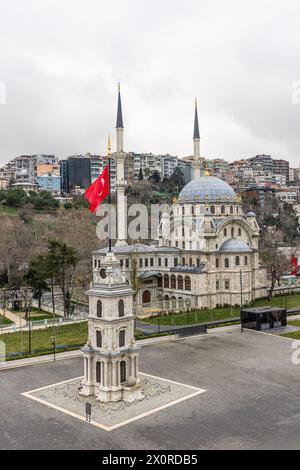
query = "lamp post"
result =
(240, 269, 243, 333)
(27, 307, 32, 355)
(50, 336, 56, 363)
(186, 298, 191, 325)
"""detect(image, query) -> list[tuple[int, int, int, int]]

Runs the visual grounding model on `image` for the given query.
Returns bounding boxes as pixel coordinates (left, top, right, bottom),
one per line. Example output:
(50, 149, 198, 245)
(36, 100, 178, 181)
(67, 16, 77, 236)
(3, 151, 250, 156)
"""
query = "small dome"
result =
(219, 238, 252, 253)
(127, 376, 137, 387)
(178, 176, 236, 203)
(247, 211, 256, 217)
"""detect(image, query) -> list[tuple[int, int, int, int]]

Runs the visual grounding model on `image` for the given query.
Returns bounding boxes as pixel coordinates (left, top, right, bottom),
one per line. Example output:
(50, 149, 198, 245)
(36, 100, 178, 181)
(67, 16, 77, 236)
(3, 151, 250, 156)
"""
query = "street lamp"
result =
(240, 269, 243, 333)
(50, 336, 56, 363)
(186, 298, 191, 325)
(27, 306, 32, 355)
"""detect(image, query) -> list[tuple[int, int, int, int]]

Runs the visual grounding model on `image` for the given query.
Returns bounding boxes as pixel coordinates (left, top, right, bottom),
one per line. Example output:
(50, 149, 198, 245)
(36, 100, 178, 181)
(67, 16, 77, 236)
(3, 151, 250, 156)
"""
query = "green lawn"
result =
(281, 330, 300, 340)
(0, 315, 13, 325)
(1, 321, 88, 356)
(16, 308, 60, 322)
(144, 294, 300, 327)
(281, 319, 300, 340)
(288, 320, 300, 327)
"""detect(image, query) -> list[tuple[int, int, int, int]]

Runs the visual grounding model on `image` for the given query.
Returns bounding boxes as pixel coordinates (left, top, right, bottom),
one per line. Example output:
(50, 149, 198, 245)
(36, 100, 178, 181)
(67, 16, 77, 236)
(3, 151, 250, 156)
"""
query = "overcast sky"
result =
(0, 0, 300, 166)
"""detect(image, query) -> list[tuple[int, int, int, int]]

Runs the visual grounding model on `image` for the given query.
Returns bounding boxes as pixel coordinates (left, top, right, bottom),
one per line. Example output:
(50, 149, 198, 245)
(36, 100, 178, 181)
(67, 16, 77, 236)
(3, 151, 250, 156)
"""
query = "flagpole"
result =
(108, 133, 112, 253)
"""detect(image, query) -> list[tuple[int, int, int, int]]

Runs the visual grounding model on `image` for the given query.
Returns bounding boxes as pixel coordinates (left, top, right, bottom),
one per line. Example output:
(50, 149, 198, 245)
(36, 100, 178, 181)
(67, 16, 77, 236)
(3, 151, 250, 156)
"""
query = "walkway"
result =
(0, 309, 26, 328)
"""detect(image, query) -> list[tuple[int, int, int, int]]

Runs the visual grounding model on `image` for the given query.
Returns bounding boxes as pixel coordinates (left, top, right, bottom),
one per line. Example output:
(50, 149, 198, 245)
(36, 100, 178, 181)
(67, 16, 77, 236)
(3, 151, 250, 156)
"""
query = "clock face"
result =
(112, 267, 122, 279)
(100, 268, 107, 279)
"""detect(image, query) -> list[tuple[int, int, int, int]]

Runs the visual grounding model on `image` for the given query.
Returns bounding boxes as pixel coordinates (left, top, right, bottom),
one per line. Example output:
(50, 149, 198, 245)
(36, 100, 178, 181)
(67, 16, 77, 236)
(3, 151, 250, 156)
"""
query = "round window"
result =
(100, 268, 106, 279)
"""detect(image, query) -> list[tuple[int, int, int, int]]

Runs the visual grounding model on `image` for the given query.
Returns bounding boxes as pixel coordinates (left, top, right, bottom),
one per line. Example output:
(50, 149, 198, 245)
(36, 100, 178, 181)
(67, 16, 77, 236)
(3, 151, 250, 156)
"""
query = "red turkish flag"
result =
(84, 164, 109, 213)
(291, 255, 299, 275)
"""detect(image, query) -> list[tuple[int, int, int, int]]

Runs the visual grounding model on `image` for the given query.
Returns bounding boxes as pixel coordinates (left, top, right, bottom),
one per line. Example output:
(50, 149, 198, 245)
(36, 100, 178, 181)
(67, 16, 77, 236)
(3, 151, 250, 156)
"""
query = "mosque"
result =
(94, 87, 268, 317)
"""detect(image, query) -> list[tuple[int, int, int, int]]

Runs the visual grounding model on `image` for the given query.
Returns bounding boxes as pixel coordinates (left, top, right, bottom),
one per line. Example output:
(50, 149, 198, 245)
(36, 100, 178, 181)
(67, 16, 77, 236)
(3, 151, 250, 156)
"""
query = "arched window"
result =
(197, 258, 200, 267)
(182, 206, 185, 216)
(245, 256, 248, 266)
(96, 361, 101, 383)
(164, 274, 169, 288)
(238, 227, 242, 236)
(231, 227, 234, 237)
(224, 228, 227, 237)
(182, 257, 185, 266)
(230, 206, 234, 214)
(120, 361, 126, 384)
(119, 329, 125, 347)
(192, 205, 195, 215)
(216, 258, 220, 268)
(211, 205, 215, 214)
(185, 276, 191, 291)
(177, 275, 184, 290)
(171, 275, 176, 289)
(97, 300, 102, 318)
(118, 299, 124, 317)
(142, 290, 151, 304)
(158, 276, 163, 287)
(225, 258, 230, 268)
(96, 330, 102, 348)
(182, 241, 186, 249)
(221, 205, 225, 214)
(189, 258, 193, 266)
(235, 256, 240, 266)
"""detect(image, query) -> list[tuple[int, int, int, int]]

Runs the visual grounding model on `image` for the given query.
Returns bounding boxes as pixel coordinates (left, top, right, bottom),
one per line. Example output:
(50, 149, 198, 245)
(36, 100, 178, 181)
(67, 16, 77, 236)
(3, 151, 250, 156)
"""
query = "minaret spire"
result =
(193, 98, 201, 179)
(116, 82, 124, 129)
(193, 98, 200, 141)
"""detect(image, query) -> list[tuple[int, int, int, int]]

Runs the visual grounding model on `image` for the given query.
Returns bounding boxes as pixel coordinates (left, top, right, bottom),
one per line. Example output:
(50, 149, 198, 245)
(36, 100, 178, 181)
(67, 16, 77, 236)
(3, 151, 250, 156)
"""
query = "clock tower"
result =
(80, 251, 143, 403)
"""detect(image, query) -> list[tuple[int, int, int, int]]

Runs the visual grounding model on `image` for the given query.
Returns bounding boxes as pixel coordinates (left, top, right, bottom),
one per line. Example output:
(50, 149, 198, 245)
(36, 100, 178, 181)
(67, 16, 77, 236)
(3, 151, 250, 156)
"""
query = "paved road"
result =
(1, 329, 300, 450)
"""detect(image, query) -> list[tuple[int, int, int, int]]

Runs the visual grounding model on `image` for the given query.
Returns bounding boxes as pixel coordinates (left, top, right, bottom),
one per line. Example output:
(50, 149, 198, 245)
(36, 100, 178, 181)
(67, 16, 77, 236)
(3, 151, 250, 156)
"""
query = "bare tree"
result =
(260, 229, 290, 300)
(0, 217, 35, 286)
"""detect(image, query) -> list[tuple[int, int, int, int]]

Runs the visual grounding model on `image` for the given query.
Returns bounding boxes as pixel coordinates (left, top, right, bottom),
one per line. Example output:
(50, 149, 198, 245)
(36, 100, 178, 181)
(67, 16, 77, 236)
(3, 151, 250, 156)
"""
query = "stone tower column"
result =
(80, 251, 143, 403)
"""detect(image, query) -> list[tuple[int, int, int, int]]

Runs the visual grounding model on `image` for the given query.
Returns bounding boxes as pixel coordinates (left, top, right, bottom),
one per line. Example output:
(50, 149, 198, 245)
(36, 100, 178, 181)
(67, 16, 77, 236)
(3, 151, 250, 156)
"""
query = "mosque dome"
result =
(219, 238, 252, 253)
(247, 211, 257, 217)
(178, 176, 236, 204)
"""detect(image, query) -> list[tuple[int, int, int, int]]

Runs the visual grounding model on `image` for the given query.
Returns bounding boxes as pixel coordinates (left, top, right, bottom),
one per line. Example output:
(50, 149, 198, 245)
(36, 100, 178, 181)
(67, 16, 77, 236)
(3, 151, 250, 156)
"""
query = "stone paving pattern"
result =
(26, 374, 203, 428)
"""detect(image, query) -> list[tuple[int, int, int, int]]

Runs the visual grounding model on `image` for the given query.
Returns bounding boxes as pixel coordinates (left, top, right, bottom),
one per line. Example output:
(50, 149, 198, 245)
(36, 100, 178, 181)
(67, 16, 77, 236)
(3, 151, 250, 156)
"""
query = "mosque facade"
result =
(94, 89, 267, 317)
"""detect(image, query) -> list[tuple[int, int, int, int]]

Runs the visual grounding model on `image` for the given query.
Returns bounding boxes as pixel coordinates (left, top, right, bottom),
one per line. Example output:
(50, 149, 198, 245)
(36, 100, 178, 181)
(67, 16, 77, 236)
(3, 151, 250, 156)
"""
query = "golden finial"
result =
(204, 164, 210, 177)
(118, 82, 121, 93)
(108, 133, 111, 159)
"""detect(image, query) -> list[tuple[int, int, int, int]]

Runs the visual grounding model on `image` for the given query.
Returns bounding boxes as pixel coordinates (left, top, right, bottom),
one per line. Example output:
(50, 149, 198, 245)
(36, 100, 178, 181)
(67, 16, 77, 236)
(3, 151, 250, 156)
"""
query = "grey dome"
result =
(247, 211, 256, 217)
(178, 176, 236, 203)
(219, 238, 252, 253)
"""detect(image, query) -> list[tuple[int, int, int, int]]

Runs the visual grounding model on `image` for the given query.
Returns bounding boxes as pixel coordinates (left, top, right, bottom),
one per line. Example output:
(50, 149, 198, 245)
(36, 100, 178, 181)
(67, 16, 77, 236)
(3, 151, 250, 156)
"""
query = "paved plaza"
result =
(1, 329, 300, 450)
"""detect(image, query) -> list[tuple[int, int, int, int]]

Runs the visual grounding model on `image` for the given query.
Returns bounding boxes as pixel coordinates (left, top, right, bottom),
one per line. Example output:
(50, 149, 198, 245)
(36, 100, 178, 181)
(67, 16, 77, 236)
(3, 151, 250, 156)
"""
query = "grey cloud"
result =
(0, 0, 299, 166)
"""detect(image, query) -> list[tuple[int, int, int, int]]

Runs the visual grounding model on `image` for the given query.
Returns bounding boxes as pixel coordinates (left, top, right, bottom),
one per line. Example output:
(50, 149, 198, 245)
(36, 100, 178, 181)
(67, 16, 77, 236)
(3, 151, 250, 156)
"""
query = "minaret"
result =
(80, 169, 143, 402)
(115, 83, 128, 247)
(116, 82, 124, 152)
(192, 99, 201, 179)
